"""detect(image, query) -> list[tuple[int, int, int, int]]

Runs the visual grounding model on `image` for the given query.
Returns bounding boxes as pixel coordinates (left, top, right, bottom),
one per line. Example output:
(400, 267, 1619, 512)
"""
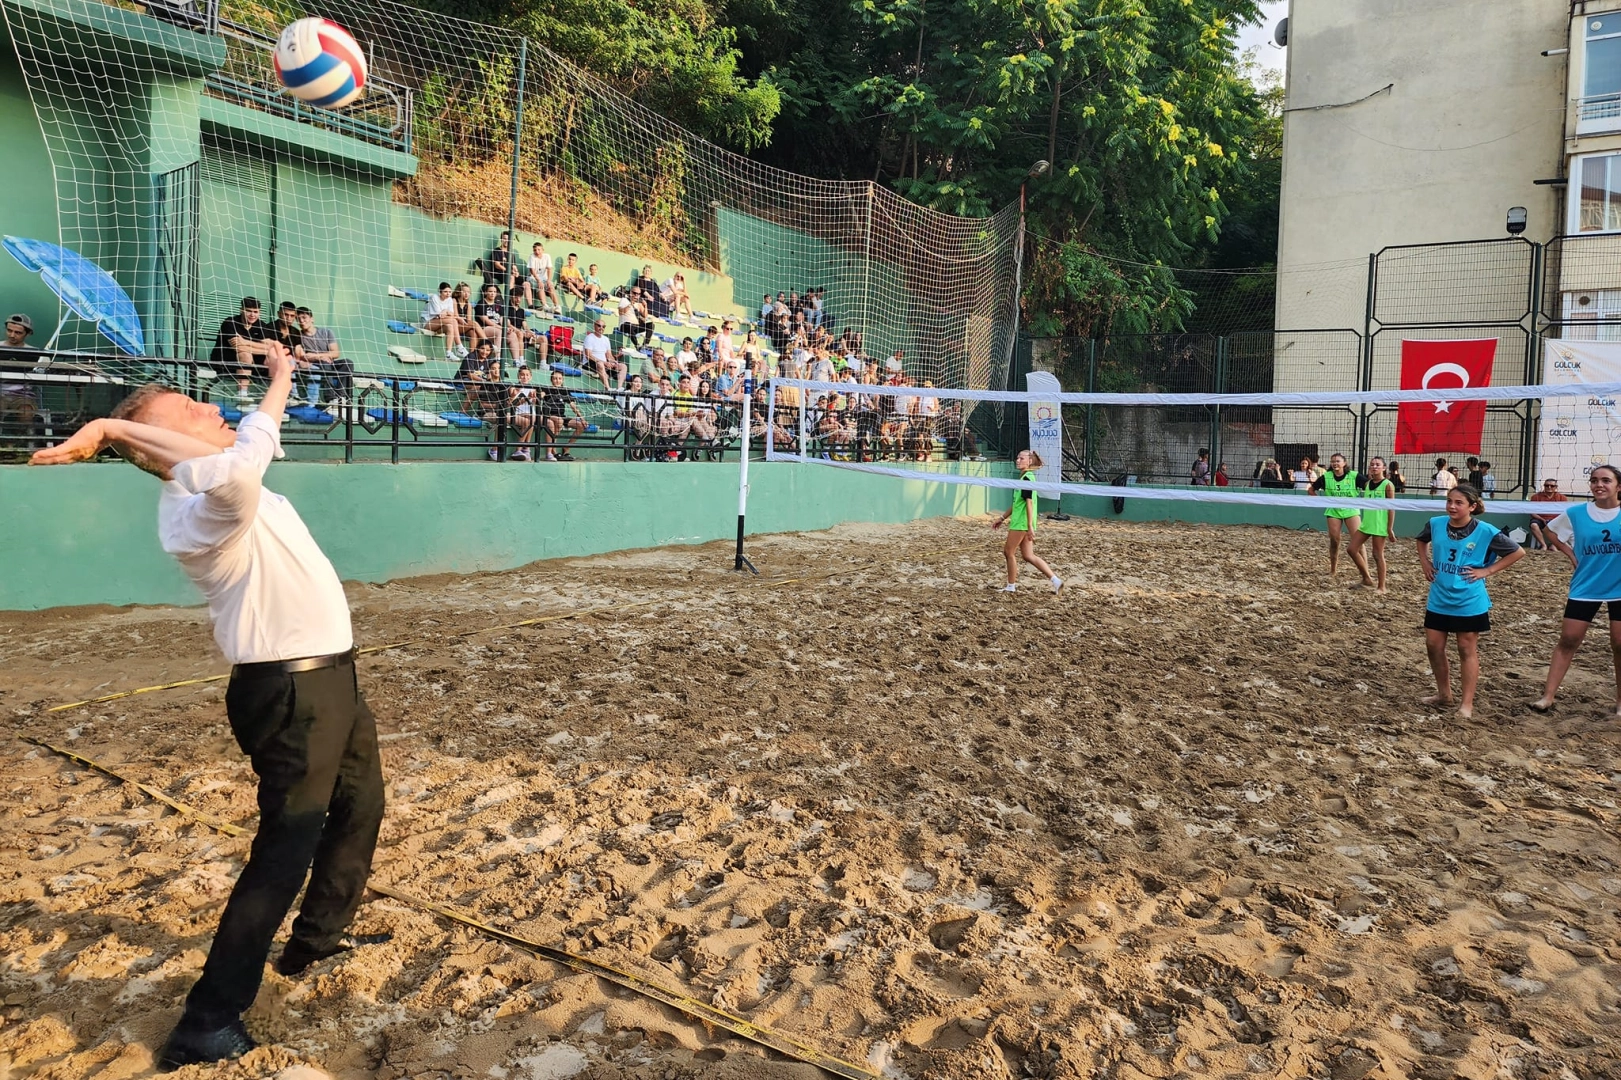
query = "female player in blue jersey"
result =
(1416, 483, 1525, 718)
(1530, 464, 1621, 716)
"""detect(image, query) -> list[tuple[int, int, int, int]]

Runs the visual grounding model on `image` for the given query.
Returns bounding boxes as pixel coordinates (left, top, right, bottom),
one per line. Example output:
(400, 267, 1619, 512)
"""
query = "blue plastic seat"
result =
(387, 321, 420, 335)
(401, 287, 432, 301)
(439, 411, 483, 428)
(549, 363, 584, 377)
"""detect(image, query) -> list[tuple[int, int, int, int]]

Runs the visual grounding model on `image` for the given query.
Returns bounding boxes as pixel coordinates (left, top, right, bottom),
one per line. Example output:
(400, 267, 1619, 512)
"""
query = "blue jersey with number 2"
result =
(1567, 504, 1621, 601)
(1426, 516, 1500, 617)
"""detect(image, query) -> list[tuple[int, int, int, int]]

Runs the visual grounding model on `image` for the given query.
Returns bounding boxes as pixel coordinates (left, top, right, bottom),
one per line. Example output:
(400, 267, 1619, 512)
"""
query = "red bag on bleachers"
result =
(548, 325, 576, 356)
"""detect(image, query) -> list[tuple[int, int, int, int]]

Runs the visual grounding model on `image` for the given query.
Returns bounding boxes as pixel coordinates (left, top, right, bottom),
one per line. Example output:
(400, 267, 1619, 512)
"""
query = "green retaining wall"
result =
(0, 459, 1012, 610)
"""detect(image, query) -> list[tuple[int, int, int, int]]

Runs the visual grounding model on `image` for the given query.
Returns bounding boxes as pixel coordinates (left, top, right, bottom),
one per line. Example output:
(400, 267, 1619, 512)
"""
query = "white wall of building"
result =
(1276, 0, 1568, 340)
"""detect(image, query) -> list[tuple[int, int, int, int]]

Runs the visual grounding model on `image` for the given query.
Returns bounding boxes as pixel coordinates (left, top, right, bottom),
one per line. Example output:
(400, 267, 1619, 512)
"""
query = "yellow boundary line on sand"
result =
(22, 738, 879, 1079)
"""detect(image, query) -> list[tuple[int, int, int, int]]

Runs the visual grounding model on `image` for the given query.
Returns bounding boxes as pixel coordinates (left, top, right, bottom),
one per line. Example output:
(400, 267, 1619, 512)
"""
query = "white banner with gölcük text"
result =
(1025, 371, 1064, 500)
(1538, 339, 1621, 492)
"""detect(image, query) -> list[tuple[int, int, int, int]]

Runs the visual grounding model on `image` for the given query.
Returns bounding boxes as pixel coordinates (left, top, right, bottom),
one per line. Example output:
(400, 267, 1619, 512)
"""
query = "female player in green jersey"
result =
(1348, 456, 1396, 593)
(992, 450, 1063, 594)
(1310, 452, 1374, 584)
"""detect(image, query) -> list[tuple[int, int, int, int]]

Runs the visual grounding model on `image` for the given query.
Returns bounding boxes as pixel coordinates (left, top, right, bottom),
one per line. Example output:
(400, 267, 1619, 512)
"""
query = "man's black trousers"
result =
(181, 660, 384, 1030)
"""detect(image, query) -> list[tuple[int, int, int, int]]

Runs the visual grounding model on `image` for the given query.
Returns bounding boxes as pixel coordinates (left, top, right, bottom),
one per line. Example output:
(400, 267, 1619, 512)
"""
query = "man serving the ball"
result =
(31, 342, 387, 1068)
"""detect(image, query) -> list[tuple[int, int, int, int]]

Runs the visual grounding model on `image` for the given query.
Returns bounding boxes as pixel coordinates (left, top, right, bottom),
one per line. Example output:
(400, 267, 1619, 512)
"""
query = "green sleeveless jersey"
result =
(1323, 469, 1360, 519)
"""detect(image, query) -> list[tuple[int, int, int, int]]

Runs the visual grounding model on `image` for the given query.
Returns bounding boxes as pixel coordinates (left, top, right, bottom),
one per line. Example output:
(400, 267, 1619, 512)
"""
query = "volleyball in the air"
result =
(273, 18, 368, 109)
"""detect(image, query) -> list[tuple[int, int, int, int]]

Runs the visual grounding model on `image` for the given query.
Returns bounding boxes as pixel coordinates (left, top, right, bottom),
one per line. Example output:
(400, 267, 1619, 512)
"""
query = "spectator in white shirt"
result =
(580, 319, 620, 389)
(424, 281, 468, 361)
(675, 336, 700, 372)
(527, 242, 561, 314)
(1431, 457, 1457, 495)
(31, 343, 387, 1068)
(663, 272, 694, 322)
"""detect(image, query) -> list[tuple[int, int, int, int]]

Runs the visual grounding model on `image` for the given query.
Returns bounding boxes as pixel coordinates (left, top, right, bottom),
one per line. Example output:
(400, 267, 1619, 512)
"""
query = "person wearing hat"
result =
(29, 341, 388, 1067)
(211, 297, 273, 403)
(2, 313, 40, 444)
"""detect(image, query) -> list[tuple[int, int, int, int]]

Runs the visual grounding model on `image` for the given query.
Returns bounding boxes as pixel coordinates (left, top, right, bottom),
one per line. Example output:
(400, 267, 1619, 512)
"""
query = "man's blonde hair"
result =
(109, 383, 182, 476)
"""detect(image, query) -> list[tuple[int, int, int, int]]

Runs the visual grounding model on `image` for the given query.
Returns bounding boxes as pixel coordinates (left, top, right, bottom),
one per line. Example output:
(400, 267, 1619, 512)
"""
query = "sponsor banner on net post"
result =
(1540, 340, 1621, 490)
(1026, 371, 1064, 500)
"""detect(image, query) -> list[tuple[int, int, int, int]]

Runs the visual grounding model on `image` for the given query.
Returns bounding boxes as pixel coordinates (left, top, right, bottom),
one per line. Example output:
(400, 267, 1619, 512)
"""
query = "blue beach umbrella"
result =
(3, 235, 145, 356)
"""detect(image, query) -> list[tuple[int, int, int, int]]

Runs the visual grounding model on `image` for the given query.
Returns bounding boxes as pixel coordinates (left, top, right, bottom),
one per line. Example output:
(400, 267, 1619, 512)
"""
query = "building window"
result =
(1580, 13, 1621, 132)
(1562, 289, 1621, 340)
(1572, 154, 1621, 233)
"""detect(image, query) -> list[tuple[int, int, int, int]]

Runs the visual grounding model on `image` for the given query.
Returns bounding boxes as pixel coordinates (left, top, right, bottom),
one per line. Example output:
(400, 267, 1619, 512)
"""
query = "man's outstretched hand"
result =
(29, 418, 109, 466)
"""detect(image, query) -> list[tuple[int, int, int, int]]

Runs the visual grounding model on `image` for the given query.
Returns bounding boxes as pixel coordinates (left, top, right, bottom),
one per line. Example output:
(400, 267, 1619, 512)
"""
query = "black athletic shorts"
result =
(1564, 598, 1619, 623)
(1424, 609, 1491, 634)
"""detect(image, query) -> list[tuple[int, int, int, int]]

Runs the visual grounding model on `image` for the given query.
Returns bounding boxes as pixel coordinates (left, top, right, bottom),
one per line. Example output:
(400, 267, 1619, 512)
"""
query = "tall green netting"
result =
(0, 0, 1018, 393)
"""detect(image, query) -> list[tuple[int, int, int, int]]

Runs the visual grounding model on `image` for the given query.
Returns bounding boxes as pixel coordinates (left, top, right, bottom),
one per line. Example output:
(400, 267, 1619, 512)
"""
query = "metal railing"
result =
(0, 351, 987, 467)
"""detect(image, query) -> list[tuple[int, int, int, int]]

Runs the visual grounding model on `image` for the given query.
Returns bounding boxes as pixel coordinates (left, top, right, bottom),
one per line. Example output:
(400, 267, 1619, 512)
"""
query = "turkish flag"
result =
(1392, 339, 1497, 455)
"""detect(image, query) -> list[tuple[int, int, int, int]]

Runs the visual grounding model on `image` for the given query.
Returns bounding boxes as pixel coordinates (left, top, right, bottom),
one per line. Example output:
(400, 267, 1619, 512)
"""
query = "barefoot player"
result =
(1310, 452, 1373, 584)
(1416, 483, 1525, 719)
(30, 342, 387, 1068)
(1530, 464, 1621, 717)
(991, 450, 1063, 594)
(1348, 455, 1396, 592)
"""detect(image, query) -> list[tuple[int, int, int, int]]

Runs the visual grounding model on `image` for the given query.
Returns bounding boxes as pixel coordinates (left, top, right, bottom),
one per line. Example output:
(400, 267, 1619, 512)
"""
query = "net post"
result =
(734, 387, 756, 573)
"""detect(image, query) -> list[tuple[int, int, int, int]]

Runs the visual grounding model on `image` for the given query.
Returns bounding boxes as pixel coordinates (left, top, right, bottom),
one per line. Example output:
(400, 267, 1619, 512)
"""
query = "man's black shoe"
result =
(157, 1019, 256, 1070)
(275, 931, 393, 977)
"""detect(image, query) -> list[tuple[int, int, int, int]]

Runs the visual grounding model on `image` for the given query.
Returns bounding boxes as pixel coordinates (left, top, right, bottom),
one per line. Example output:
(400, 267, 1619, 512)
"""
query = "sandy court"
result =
(3, 514, 1621, 1079)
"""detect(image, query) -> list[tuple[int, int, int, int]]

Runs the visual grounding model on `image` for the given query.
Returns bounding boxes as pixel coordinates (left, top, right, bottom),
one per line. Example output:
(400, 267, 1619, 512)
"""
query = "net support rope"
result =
(764, 378, 1614, 517)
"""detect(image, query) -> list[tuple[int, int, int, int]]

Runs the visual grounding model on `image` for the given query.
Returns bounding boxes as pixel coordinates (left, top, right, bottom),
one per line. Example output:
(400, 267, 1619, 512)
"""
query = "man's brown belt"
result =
(231, 648, 356, 679)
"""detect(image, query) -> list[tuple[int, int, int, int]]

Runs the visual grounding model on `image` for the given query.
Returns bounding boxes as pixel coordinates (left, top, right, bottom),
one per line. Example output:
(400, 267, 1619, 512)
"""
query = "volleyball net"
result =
(0, 0, 1016, 391)
(760, 377, 1621, 517)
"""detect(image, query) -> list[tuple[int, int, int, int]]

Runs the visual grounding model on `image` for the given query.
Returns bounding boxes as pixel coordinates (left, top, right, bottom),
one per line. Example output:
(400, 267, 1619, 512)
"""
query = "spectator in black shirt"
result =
(212, 296, 272, 403)
(482, 231, 521, 294)
(633, 265, 666, 318)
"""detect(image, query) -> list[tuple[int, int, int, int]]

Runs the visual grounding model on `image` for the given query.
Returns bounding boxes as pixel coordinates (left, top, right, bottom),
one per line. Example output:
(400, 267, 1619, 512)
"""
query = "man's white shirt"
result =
(581, 332, 613, 365)
(159, 412, 352, 664)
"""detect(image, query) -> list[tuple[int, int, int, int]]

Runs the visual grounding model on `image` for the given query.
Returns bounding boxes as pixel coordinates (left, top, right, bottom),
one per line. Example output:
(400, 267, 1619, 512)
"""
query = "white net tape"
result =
(763, 378, 1621, 517)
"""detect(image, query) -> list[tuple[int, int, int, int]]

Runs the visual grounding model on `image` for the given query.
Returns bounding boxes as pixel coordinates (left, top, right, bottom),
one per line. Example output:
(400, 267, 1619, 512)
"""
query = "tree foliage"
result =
(410, 0, 1277, 337)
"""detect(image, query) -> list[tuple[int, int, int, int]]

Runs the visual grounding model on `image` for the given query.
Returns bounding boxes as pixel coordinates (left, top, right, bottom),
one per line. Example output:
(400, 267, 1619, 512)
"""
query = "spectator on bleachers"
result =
(212, 296, 274, 402)
(425, 282, 469, 362)
(809, 345, 835, 384)
(540, 367, 587, 461)
(508, 287, 549, 365)
(620, 288, 654, 348)
(622, 373, 653, 447)
(715, 319, 737, 370)
(633, 265, 668, 319)
(559, 254, 599, 304)
(663, 272, 694, 322)
(293, 307, 352, 404)
(697, 326, 720, 367)
(482, 230, 525, 301)
(673, 372, 715, 449)
(528, 241, 561, 314)
(475, 357, 507, 434)
(451, 283, 483, 347)
(1, 313, 39, 444)
(807, 287, 824, 329)
(584, 264, 605, 302)
(642, 345, 670, 381)
(508, 364, 538, 461)
(885, 348, 906, 377)
(581, 319, 617, 388)
(273, 301, 302, 356)
(675, 337, 699, 372)
(475, 284, 509, 358)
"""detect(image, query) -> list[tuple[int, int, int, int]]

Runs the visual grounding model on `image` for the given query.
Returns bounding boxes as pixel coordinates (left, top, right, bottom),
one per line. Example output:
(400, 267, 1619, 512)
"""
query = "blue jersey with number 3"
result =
(1426, 516, 1500, 617)
(1567, 504, 1621, 601)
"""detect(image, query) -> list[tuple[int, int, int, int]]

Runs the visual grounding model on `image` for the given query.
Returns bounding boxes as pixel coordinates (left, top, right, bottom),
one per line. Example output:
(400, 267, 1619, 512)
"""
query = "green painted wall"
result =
(0, 459, 1012, 610)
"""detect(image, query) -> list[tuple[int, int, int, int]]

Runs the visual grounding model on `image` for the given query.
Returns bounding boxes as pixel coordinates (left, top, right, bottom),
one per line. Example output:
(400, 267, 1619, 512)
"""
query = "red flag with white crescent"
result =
(1392, 339, 1498, 455)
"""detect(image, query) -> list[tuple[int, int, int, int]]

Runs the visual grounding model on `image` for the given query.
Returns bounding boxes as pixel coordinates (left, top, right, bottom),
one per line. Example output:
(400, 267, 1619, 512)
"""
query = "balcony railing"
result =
(1577, 92, 1621, 133)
